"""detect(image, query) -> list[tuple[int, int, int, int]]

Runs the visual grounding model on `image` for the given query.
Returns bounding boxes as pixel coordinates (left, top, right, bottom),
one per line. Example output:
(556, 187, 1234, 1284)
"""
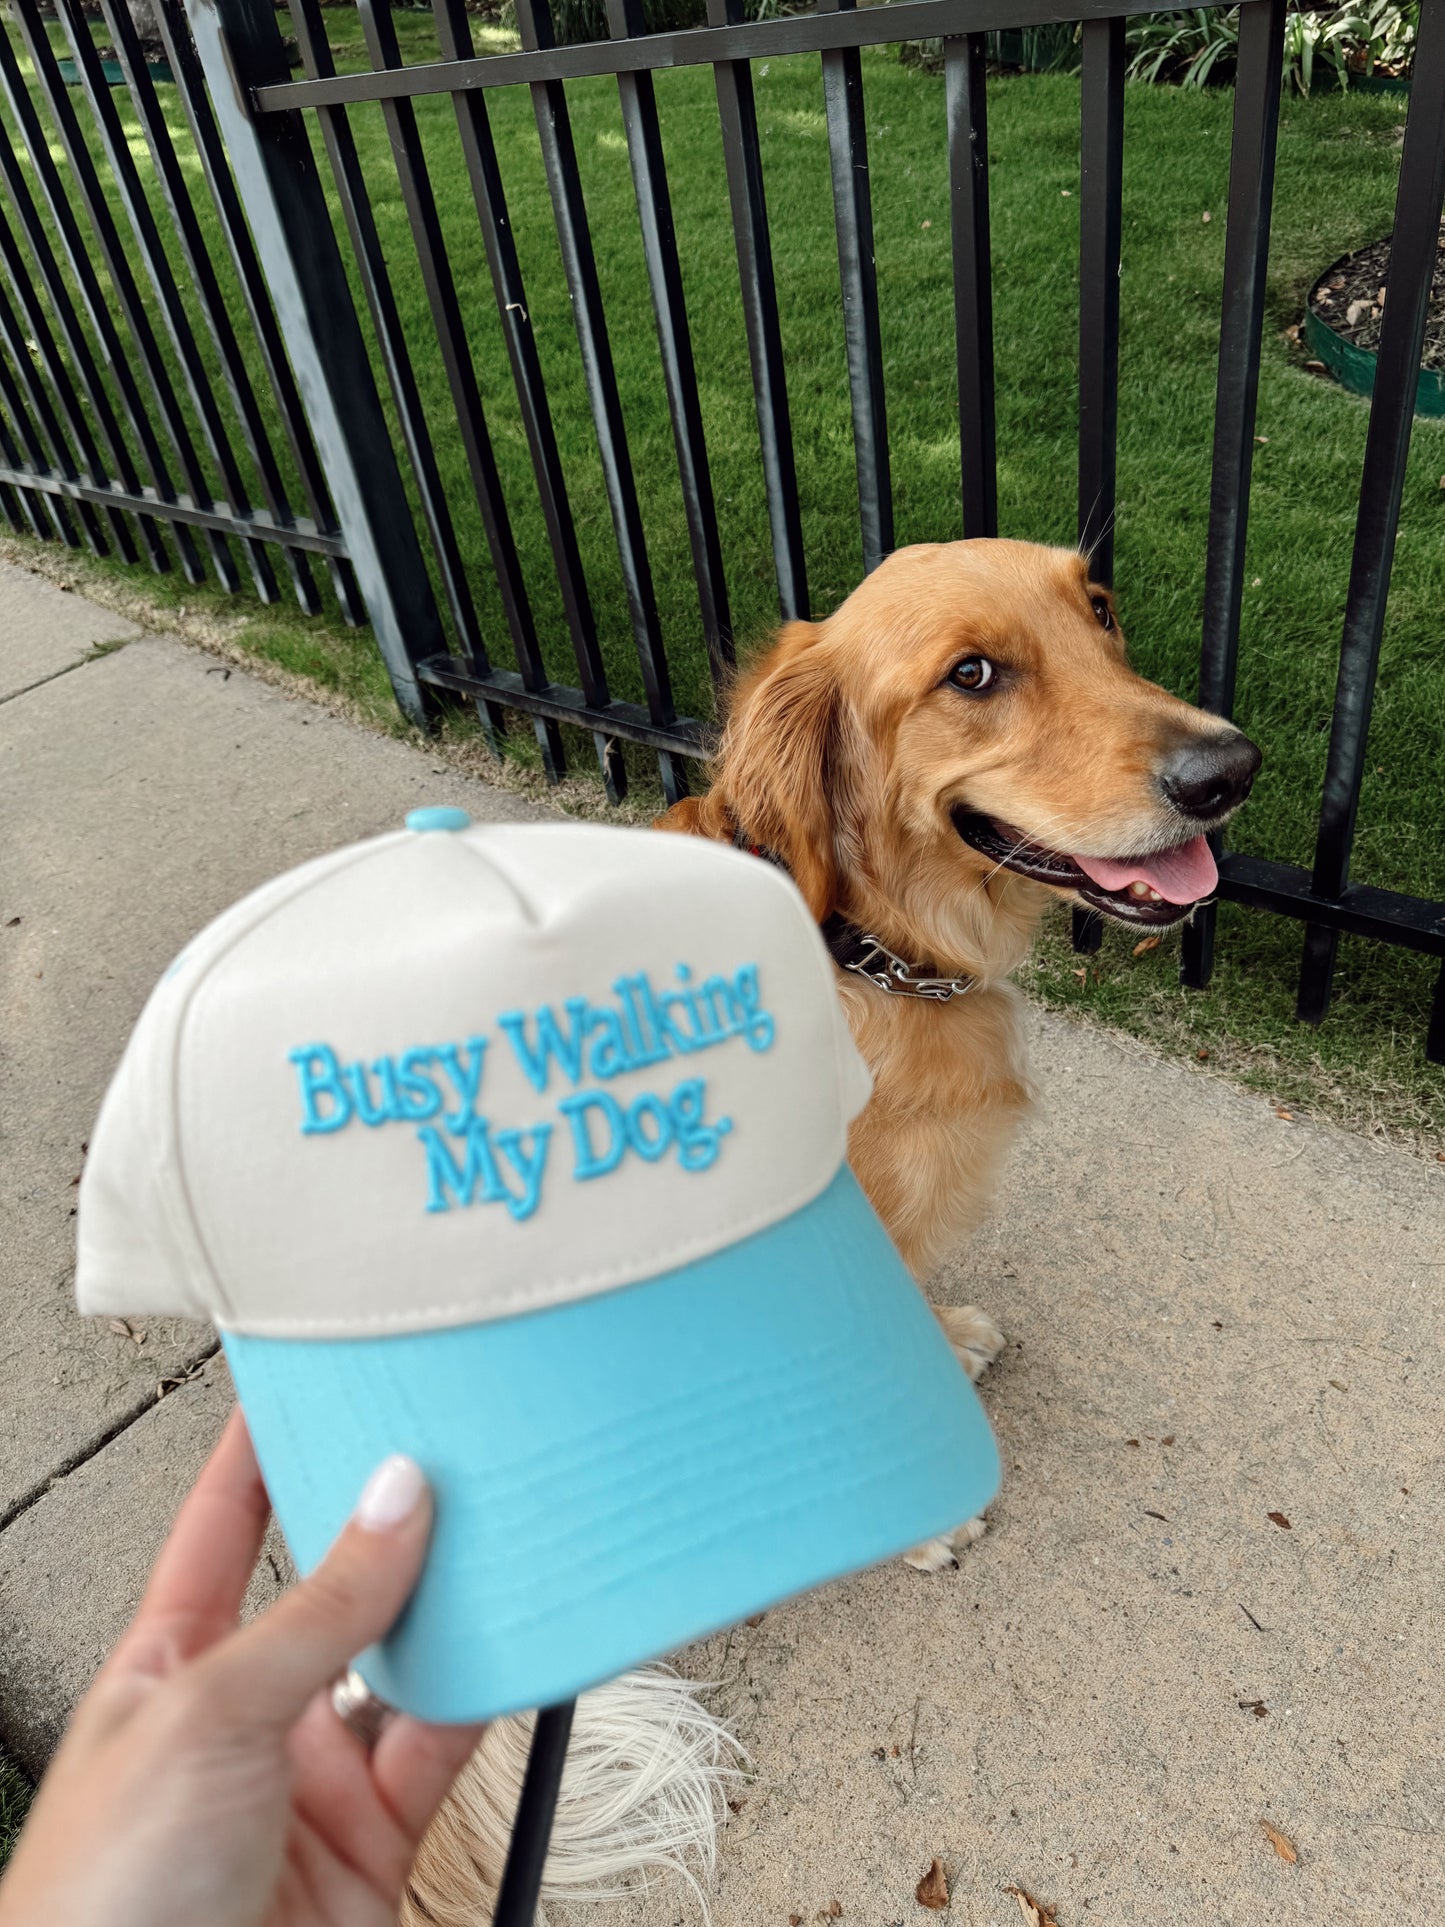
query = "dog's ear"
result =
(720, 621, 842, 921)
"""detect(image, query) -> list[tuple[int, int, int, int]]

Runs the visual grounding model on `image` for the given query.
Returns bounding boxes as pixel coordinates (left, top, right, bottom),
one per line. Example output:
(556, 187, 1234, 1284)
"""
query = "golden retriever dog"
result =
(404, 539, 1263, 1927)
(659, 538, 1259, 1562)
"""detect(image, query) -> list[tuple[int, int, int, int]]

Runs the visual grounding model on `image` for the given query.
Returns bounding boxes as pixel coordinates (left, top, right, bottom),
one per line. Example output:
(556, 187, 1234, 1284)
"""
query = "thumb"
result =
(198, 1455, 431, 1731)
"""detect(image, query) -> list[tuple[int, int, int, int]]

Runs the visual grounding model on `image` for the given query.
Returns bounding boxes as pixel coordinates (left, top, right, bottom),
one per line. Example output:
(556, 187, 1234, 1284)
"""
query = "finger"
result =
(372, 1714, 487, 1844)
(113, 1409, 270, 1671)
(198, 1455, 430, 1732)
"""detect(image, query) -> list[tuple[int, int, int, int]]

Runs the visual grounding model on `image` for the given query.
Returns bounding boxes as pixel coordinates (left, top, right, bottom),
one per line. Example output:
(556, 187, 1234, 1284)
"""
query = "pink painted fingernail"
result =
(353, 1455, 425, 1531)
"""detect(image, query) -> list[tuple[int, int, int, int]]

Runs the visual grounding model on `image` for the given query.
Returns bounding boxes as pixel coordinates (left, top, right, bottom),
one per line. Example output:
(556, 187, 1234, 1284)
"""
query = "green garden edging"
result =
(1304, 289, 1445, 420)
(1350, 69, 1411, 94)
(56, 57, 174, 86)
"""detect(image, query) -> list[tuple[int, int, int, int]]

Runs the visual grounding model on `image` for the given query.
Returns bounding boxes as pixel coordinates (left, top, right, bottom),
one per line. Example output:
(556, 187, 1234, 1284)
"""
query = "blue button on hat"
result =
(74, 821, 999, 1722)
(406, 805, 472, 833)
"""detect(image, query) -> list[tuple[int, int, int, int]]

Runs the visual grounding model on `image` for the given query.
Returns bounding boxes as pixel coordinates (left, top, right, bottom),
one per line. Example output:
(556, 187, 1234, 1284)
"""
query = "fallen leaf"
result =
(727, 1794, 747, 1813)
(1328, 1379, 1348, 1393)
(1061, 188, 1072, 197)
(890, 1744, 900, 1758)
(1143, 1508, 1168, 1521)
(745, 1612, 766, 1627)
(108, 1319, 133, 1340)
(1161, 1435, 1176, 1445)
(1346, 298, 1371, 326)
(1275, 1109, 1293, 1121)
(1213, 1319, 1224, 1330)
(1267, 1510, 1292, 1530)
(872, 1745, 887, 1760)
(4, 916, 19, 928)
(1202, 209, 1212, 222)
(1262, 1821, 1298, 1864)
(1196, 1047, 1210, 1060)
(1071, 966, 1087, 983)
(826, 1904, 843, 1920)
(921, 219, 932, 229)
(790, 1916, 803, 1926)
(1304, 359, 1327, 372)
(1255, 433, 1269, 443)
(1126, 1437, 1141, 1447)
(916, 1859, 949, 1910)
(1003, 1887, 1060, 1926)
(1131, 935, 1160, 957)
(1238, 1698, 1269, 1718)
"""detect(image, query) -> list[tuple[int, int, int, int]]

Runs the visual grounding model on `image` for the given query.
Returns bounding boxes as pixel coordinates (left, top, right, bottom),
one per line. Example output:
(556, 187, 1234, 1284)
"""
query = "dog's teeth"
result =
(1129, 880, 1150, 898)
(1147, 887, 1163, 903)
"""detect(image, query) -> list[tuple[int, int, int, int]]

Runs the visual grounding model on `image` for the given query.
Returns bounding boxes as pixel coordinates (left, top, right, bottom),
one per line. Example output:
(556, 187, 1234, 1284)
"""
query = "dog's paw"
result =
(935, 1304, 1006, 1382)
(903, 1516, 988, 1572)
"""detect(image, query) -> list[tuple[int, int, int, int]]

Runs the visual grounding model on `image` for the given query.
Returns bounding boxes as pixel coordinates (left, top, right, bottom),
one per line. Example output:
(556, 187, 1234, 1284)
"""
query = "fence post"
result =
(183, 0, 446, 729)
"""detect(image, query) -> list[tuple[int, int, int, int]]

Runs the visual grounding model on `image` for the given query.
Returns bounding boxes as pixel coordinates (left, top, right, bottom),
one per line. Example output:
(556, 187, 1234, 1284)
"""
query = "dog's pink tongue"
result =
(1073, 835, 1218, 905)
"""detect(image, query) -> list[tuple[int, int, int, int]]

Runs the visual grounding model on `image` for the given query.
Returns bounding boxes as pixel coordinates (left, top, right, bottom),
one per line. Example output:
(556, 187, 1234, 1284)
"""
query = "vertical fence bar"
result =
(515, 0, 688, 805)
(9, 0, 232, 588)
(432, 0, 625, 799)
(708, 0, 808, 622)
(186, 0, 448, 728)
(286, 0, 511, 753)
(607, 0, 733, 694)
(1296, 0, 1445, 1037)
(55, 0, 277, 600)
(818, 0, 891, 575)
(945, 32, 997, 541)
(1073, 13, 1124, 956)
(1180, 0, 1286, 992)
(0, 34, 176, 573)
(100, 0, 319, 609)
(1077, 13, 1124, 581)
(153, 0, 360, 621)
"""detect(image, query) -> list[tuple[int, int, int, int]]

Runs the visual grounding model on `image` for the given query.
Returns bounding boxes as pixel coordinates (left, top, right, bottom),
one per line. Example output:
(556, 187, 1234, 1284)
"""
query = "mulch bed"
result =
(1307, 219, 1445, 371)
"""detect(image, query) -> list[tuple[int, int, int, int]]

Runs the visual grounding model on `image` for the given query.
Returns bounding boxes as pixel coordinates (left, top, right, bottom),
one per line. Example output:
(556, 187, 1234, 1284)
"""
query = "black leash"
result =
(492, 1698, 577, 1927)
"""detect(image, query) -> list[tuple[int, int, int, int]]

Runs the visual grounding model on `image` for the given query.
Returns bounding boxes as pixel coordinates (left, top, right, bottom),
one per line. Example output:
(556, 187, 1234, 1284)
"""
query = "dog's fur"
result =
(410, 538, 1257, 1919)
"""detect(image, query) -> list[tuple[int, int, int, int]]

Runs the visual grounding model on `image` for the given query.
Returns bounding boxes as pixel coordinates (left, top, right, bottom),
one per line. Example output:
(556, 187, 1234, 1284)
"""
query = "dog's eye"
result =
(1090, 594, 1115, 632)
(949, 656, 996, 693)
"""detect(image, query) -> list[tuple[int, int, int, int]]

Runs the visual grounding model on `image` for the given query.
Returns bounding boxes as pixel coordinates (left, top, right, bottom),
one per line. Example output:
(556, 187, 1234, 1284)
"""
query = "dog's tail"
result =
(402, 1665, 743, 1926)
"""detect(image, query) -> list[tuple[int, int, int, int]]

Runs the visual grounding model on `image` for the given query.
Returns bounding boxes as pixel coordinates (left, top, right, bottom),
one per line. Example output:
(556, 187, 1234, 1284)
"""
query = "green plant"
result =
(1124, 7, 1242, 86)
(501, 0, 791, 45)
(1332, 0, 1418, 73)
(1119, 1, 1418, 93)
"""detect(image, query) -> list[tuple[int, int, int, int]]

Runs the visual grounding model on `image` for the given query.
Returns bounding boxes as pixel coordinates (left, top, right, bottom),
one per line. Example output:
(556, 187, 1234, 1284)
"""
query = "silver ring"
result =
(331, 1667, 393, 1750)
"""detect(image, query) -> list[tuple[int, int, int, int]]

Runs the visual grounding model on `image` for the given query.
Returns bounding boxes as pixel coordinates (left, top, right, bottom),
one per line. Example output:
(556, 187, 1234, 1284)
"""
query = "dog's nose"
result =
(1158, 731, 1262, 821)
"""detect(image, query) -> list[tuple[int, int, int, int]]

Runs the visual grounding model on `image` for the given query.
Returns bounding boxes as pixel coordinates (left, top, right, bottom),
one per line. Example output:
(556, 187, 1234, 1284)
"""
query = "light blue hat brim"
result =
(223, 1166, 1000, 1723)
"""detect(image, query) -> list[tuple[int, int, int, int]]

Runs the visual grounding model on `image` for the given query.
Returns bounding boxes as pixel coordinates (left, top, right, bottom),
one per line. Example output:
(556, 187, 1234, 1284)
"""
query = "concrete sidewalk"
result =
(3, 560, 1442, 1925)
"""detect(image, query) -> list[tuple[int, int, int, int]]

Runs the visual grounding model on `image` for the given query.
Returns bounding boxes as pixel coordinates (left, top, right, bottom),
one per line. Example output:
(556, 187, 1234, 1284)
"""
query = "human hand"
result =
(0, 1410, 482, 1927)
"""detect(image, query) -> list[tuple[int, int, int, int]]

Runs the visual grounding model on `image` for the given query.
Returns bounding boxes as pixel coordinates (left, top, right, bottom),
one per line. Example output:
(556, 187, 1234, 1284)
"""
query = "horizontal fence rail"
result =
(1, 0, 1442, 1058)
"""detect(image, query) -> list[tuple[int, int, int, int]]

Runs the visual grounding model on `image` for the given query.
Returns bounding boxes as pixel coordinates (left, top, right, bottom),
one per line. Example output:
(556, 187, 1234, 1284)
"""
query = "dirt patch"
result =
(1307, 219, 1445, 368)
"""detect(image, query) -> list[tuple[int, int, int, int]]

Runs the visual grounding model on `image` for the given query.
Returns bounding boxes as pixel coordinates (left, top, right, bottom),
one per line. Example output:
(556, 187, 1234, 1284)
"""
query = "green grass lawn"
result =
(2, 18, 1442, 1140)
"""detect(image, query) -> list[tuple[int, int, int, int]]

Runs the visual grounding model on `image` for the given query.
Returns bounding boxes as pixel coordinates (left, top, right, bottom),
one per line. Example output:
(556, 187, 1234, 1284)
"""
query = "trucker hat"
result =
(76, 811, 999, 1722)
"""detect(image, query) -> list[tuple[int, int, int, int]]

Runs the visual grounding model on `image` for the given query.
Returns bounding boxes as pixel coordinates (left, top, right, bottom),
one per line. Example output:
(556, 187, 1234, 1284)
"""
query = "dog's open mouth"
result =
(952, 811, 1218, 927)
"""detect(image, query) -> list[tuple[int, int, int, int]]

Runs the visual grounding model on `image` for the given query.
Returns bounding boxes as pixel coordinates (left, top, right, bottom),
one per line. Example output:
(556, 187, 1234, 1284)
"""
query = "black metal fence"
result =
(0, 0, 364, 616)
(2, 0, 1444, 1059)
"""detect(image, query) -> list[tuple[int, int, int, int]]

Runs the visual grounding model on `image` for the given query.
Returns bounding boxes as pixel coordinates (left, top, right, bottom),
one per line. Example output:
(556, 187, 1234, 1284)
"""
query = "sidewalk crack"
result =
(0, 1338, 221, 1533)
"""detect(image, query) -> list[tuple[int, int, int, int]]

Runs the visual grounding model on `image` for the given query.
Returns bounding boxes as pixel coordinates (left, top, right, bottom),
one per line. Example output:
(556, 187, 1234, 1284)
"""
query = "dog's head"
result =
(717, 539, 1260, 969)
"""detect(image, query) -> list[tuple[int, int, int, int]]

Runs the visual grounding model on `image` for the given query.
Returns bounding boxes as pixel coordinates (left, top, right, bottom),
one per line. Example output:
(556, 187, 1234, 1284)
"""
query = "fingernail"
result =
(353, 1455, 425, 1532)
